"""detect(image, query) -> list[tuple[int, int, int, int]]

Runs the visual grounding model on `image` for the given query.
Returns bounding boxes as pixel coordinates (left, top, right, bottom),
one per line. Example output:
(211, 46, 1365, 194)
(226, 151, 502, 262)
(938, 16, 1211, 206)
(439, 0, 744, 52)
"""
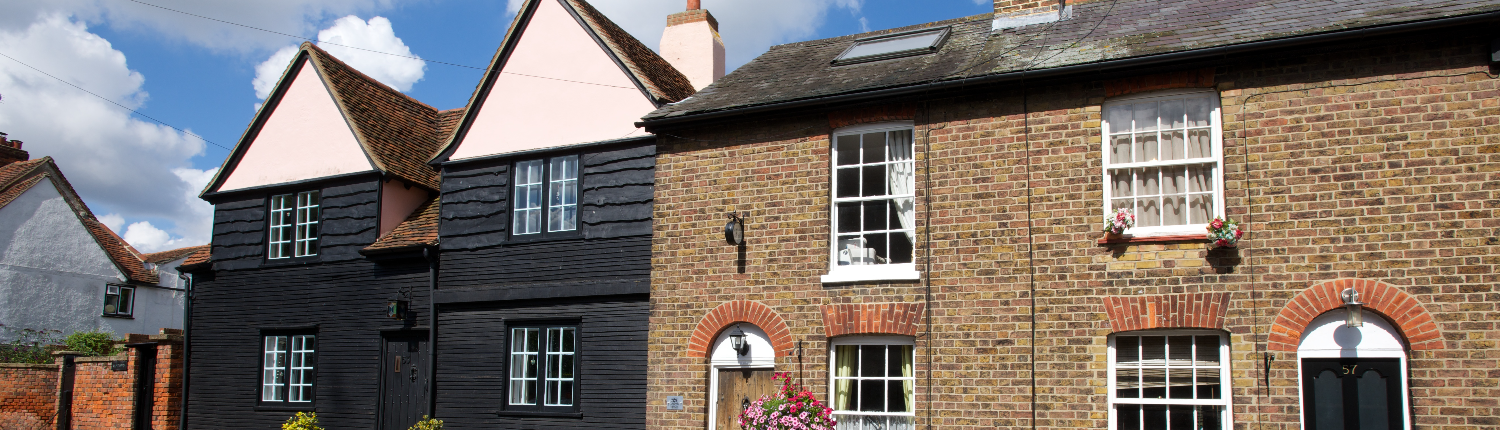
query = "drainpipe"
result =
(55, 353, 78, 430)
(178, 272, 192, 430)
(424, 246, 438, 418)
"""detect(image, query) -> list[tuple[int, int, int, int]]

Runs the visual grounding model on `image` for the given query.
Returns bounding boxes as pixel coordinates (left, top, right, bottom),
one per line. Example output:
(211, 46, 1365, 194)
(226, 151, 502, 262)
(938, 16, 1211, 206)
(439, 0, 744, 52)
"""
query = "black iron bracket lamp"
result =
(1340, 287, 1364, 328)
(724, 212, 746, 245)
(386, 289, 411, 320)
(728, 324, 750, 356)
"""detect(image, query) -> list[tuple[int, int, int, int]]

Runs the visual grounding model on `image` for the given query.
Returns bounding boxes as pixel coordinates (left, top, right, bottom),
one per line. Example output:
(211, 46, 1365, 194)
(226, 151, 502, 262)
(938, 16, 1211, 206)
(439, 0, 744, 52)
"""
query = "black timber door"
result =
(1301, 358, 1404, 430)
(133, 346, 157, 430)
(380, 332, 430, 430)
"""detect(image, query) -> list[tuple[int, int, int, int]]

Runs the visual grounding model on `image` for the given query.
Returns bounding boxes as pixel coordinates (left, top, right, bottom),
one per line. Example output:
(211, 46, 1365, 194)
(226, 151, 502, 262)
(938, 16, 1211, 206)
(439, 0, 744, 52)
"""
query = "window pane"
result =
(860, 345, 883, 377)
(1162, 131, 1184, 161)
(887, 130, 913, 161)
(861, 132, 885, 163)
(1110, 135, 1132, 165)
(887, 380, 907, 412)
(1196, 368, 1221, 399)
(1134, 133, 1158, 163)
(1167, 336, 1192, 366)
(561, 328, 575, 353)
(1117, 337, 1139, 364)
(1142, 368, 1167, 399)
(1111, 171, 1133, 198)
(861, 165, 887, 197)
(1118, 404, 1141, 430)
(858, 379, 885, 412)
(862, 200, 887, 232)
(1169, 368, 1194, 399)
(1194, 336, 1220, 365)
(889, 231, 914, 264)
(836, 134, 861, 166)
(1189, 166, 1214, 192)
(836, 168, 860, 198)
(1142, 405, 1167, 430)
(837, 236, 864, 266)
(1141, 337, 1165, 365)
(1186, 97, 1212, 127)
(1136, 199, 1160, 228)
(1187, 129, 1211, 158)
(837, 202, 861, 233)
(863, 233, 888, 264)
(1160, 99, 1185, 130)
(1133, 102, 1158, 132)
(1197, 405, 1224, 430)
(1169, 405, 1194, 430)
(1117, 368, 1140, 398)
(1106, 104, 1133, 134)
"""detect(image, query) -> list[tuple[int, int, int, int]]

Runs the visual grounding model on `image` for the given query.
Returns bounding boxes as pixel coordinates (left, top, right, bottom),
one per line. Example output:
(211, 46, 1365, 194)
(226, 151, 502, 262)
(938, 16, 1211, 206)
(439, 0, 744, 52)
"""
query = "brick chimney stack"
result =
(0, 132, 32, 168)
(660, 0, 725, 91)
(992, 0, 1069, 30)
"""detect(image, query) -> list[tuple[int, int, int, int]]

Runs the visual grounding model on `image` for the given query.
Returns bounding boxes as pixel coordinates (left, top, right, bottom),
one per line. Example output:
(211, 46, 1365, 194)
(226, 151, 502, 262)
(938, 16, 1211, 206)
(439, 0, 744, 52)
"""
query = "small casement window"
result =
(513, 156, 579, 237)
(1108, 331, 1231, 430)
(268, 190, 321, 259)
(829, 337, 915, 430)
(508, 325, 578, 410)
(1103, 90, 1224, 236)
(261, 334, 316, 404)
(102, 285, 134, 317)
(824, 123, 919, 283)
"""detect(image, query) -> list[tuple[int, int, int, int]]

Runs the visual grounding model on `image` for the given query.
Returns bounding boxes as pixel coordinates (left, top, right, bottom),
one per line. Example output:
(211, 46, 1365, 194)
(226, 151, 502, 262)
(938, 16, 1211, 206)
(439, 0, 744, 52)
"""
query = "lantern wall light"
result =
(1340, 287, 1364, 328)
(386, 290, 410, 320)
(728, 324, 750, 356)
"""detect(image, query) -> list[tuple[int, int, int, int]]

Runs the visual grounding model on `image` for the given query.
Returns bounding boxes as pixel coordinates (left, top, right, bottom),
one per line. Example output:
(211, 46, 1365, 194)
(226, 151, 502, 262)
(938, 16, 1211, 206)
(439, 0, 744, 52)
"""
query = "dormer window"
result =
(268, 190, 321, 259)
(832, 27, 950, 65)
(513, 156, 579, 238)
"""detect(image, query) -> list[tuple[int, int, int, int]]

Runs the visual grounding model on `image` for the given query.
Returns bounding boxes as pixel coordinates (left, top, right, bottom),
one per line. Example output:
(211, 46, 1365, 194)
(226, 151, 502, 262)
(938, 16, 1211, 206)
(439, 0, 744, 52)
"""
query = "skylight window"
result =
(832, 27, 950, 65)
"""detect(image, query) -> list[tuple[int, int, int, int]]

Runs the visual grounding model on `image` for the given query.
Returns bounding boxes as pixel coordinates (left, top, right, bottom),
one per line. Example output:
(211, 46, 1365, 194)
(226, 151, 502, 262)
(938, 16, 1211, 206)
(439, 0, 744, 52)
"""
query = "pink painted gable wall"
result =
(218, 58, 374, 191)
(379, 179, 429, 236)
(449, 0, 657, 161)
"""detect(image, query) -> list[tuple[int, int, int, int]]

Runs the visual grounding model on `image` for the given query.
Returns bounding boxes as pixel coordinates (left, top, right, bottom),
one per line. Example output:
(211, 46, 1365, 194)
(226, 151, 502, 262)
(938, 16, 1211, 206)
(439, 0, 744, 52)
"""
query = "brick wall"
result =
(0, 363, 58, 428)
(648, 27, 1499, 430)
(69, 354, 137, 429)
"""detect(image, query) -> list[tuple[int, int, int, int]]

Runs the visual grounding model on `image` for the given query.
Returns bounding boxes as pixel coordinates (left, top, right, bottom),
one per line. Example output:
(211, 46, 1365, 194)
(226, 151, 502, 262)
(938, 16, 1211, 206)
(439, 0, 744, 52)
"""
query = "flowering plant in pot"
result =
(1102, 208, 1135, 239)
(1205, 216, 1243, 248)
(737, 373, 837, 430)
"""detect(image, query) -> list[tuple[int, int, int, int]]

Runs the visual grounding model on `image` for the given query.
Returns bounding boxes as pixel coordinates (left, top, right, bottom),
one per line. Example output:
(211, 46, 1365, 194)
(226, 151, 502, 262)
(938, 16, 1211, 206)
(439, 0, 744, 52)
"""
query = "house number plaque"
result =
(665, 396, 684, 410)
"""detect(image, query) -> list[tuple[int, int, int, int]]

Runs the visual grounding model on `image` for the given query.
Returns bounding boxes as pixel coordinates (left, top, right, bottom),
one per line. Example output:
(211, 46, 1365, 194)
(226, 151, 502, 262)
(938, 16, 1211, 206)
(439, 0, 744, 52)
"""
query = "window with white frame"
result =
(508, 325, 577, 410)
(102, 285, 134, 317)
(1109, 331, 1230, 430)
(513, 156, 579, 237)
(268, 190, 320, 259)
(261, 334, 316, 404)
(825, 123, 917, 282)
(1103, 90, 1223, 236)
(830, 337, 915, 430)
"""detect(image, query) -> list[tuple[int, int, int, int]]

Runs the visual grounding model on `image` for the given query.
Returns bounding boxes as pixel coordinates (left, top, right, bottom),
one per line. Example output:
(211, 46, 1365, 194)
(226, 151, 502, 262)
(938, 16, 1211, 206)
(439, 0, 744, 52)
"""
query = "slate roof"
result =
(140, 245, 210, 265)
(363, 196, 439, 253)
(643, 0, 1500, 121)
(0, 157, 157, 284)
(205, 43, 448, 195)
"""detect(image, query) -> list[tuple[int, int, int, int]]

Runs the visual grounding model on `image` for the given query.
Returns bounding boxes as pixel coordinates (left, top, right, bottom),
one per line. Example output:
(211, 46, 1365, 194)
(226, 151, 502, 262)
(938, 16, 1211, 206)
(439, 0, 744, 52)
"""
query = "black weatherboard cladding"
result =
(207, 178, 381, 270)
(435, 298, 649, 428)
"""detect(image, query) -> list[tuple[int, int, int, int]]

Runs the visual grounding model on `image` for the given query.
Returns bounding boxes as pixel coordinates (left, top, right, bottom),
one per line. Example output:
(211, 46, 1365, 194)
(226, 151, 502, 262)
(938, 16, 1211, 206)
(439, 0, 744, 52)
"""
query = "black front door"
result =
(380, 332, 430, 430)
(1301, 358, 1404, 430)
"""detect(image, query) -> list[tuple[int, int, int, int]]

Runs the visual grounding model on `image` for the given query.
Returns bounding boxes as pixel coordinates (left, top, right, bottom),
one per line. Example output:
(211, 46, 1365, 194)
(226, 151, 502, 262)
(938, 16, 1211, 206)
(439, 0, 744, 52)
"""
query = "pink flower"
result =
(1210, 218, 1224, 229)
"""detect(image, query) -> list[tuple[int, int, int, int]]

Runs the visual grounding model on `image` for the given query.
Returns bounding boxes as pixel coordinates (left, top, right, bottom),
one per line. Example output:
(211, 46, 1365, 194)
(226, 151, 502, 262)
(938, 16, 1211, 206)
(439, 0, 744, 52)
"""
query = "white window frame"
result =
(1107, 330, 1232, 430)
(102, 284, 134, 317)
(261, 334, 315, 404)
(268, 191, 320, 259)
(1101, 89, 1225, 237)
(823, 122, 920, 283)
(513, 156, 579, 237)
(828, 336, 917, 430)
(507, 325, 578, 410)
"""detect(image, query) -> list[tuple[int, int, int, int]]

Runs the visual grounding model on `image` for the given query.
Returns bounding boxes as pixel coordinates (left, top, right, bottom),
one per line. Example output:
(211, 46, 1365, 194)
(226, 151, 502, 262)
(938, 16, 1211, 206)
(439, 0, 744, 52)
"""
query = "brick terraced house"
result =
(637, 1, 1500, 430)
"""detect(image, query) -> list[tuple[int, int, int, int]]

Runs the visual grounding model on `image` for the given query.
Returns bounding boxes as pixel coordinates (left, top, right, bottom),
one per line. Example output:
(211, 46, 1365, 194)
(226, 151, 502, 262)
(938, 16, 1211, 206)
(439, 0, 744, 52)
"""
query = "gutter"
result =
(638, 9, 1500, 129)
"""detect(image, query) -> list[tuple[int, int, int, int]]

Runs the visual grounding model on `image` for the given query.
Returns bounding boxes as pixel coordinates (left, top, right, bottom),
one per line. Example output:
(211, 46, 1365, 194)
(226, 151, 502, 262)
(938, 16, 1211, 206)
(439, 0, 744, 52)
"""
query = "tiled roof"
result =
(177, 246, 211, 270)
(566, 0, 698, 104)
(644, 0, 1500, 121)
(363, 196, 439, 253)
(140, 245, 210, 265)
(0, 157, 157, 284)
(434, 107, 466, 148)
(305, 43, 445, 190)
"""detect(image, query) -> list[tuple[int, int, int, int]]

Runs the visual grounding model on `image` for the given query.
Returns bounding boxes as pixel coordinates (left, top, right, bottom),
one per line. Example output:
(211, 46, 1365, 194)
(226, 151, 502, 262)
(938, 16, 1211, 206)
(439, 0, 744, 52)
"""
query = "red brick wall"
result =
(69, 355, 137, 430)
(649, 28, 1499, 430)
(0, 363, 58, 428)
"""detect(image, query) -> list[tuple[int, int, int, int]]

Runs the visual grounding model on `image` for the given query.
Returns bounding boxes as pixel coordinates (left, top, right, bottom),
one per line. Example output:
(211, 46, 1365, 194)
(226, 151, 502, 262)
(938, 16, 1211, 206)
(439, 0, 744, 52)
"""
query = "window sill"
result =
(1097, 233, 1209, 245)
(821, 264, 921, 284)
(495, 410, 583, 419)
(254, 404, 314, 412)
(101, 314, 134, 319)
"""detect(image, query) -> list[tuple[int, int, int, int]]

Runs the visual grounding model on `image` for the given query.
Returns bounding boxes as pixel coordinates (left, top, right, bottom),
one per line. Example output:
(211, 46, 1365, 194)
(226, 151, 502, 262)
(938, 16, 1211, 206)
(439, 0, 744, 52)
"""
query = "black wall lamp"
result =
(386, 290, 410, 320)
(728, 324, 750, 356)
(1340, 288, 1364, 328)
(724, 212, 746, 245)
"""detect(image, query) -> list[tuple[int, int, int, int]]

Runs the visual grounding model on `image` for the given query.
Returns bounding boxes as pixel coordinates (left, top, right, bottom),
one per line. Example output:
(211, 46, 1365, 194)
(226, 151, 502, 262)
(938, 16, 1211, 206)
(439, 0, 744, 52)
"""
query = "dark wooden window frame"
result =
(508, 155, 582, 242)
(256, 328, 318, 411)
(264, 190, 323, 263)
(101, 283, 135, 318)
(501, 320, 582, 416)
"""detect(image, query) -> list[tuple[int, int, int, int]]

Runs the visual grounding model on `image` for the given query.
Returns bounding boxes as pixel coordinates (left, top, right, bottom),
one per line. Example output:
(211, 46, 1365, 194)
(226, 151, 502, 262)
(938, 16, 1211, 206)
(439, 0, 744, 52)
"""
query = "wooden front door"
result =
(380, 332, 430, 430)
(1301, 358, 1404, 430)
(715, 368, 777, 430)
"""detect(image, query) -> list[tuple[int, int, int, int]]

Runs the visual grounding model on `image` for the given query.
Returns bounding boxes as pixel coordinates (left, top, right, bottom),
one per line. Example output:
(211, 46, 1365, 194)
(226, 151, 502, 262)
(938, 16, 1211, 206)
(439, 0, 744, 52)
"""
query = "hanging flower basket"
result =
(1103, 208, 1135, 239)
(1205, 216, 1243, 248)
(737, 373, 837, 430)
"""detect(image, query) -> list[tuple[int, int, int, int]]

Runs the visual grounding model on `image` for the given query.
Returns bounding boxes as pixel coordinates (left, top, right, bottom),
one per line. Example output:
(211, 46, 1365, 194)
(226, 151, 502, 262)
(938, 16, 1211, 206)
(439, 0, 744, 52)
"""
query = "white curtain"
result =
(886, 130, 916, 242)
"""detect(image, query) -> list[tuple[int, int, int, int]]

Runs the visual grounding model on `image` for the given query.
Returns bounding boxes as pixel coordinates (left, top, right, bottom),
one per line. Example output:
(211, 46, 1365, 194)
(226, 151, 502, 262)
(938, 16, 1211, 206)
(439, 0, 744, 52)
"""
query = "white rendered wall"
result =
(218, 59, 375, 191)
(0, 182, 180, 342)
(660, 19, 725, 91)
(449, 0, 657, 161)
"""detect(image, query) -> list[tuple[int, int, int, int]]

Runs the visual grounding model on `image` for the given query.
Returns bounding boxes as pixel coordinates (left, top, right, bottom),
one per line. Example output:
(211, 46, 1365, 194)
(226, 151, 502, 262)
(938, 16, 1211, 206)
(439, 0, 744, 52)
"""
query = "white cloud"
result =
(506, 0, 525, 15)
(587, 0, 869, 71)
(120, 221, 171, 252)
(252, 15, 425, 103)
(0, 15, 211, 252)
(97, 213, 125, 232)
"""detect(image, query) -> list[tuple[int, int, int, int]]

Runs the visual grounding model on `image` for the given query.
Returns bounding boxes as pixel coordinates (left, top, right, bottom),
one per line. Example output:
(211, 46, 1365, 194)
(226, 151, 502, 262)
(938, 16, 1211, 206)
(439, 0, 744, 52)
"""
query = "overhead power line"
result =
(0, 51, 233, 153)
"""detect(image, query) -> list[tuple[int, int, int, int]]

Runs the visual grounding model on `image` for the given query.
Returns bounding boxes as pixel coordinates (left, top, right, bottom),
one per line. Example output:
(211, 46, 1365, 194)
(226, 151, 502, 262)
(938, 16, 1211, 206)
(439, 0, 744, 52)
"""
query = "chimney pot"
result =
(10, 141, 20, 150)
(687, 0, 700, 10)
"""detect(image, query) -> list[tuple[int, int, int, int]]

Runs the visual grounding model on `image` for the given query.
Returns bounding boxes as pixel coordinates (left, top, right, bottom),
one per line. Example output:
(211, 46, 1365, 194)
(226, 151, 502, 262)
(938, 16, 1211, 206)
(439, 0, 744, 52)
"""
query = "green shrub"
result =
(63, 330, 120, 357)
(282, 412, 323, 430)
(0, 325, 62, 364)
(407, 416, 443, 430)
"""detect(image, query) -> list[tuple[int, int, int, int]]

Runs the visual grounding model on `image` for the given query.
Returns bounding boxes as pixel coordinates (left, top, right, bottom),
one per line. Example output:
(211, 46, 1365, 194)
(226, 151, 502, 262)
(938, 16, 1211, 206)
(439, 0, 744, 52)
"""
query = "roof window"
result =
(832, 27, 950, 65)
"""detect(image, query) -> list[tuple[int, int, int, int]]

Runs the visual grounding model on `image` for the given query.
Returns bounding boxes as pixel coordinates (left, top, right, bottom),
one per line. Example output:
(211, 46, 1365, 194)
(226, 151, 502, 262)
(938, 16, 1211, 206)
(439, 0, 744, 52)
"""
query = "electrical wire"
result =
(0, 51, 232, 153)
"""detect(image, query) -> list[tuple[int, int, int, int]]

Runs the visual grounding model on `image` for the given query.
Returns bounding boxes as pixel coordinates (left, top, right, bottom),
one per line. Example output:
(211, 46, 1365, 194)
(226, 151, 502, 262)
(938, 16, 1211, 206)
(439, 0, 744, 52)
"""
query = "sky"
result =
(0, 0, 992, 253)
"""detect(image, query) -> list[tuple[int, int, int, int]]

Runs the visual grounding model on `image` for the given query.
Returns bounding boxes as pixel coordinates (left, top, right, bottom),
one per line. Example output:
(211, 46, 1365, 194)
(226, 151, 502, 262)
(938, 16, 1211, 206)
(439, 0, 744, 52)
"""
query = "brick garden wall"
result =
(0, 363, 58, 429)
(647, 27, 1498, 430)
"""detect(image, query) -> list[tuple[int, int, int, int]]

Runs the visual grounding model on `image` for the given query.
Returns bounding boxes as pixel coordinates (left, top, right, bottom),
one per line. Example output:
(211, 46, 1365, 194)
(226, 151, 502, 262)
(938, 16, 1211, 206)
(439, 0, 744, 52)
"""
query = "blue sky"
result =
(0, 0, 991, 252)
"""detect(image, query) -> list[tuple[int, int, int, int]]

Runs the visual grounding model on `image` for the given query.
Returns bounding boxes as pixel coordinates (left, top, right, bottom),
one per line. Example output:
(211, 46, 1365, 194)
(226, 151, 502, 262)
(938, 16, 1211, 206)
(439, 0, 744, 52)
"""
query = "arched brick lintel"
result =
(1269, 279, 1443, 352)
(821, 303, 925, 337)
(1104, 292, 1230, 333)
(687, 300, 794, 359)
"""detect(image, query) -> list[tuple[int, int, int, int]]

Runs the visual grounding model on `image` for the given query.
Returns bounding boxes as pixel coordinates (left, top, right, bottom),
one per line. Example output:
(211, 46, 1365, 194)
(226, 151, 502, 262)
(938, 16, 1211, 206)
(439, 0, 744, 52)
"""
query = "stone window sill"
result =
(821, 264, 921, 284)
(1097, 233, 1209, 246)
